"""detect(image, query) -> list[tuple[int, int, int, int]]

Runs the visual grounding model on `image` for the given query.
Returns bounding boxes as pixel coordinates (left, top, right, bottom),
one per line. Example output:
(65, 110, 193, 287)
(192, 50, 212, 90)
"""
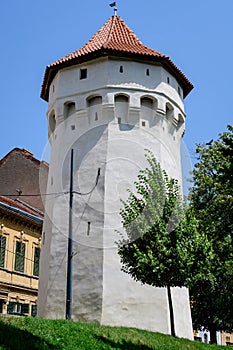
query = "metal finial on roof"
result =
(109, 1, 117, 15)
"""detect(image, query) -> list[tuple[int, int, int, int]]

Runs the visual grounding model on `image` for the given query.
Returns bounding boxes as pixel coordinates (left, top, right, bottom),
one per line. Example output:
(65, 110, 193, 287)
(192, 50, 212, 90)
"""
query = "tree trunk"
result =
(209, 324, 217, 344)
(167, 285, 176, 337)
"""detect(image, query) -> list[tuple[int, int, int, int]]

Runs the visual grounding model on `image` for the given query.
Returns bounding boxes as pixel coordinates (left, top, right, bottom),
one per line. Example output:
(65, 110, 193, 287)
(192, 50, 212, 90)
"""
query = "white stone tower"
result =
(38, 15, 194, 339)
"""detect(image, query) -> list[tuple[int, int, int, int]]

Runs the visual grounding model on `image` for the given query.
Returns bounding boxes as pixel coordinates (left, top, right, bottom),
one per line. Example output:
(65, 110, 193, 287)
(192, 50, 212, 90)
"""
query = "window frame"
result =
(33, 246, 40, 277)
(14, 240, 25, 273)
(80, 68, 87, 80)
(0, 236, 6, 268)
(7, 302, 30, 315)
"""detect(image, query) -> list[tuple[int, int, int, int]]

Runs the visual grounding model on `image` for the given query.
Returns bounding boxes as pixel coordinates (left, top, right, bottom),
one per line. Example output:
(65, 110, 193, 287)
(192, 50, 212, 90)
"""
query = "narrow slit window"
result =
(146, 68, 150, 76)
(80, 68, 87, 80)
(31, 305, 37, 317)
(87, 222, 91, 236)
(119, 65, 123, 73)
(118, 117, 121, 124)
(42, 232, 45, 245)
(167, 76, 170, 84)
(95, 112, 98, 121)
(178, 86, 181, 96)
(142, 121, 146, 127)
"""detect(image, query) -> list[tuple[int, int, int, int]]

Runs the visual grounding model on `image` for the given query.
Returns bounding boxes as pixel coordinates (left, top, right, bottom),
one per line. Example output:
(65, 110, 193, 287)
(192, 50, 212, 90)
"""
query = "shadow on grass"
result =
(95, 335, 153, 350)
(0, 320, 60, 350)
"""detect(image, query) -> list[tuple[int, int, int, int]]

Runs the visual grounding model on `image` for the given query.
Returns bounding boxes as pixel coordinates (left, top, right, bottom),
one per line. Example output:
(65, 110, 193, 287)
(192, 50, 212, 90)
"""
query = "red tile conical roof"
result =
(41, 15, 193, 101)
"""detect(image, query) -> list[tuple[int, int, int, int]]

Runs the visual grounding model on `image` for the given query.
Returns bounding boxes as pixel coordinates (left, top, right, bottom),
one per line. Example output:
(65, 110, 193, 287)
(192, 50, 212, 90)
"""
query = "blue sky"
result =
(0, 0, 232, 163)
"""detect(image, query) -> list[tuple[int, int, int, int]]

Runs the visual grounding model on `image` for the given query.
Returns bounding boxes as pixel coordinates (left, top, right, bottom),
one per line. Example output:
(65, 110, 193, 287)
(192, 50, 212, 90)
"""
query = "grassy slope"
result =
(0, 317, 227, 350)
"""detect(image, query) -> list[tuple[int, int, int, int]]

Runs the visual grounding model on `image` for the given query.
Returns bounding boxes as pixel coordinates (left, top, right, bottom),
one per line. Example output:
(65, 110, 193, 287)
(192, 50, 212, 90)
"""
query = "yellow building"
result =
(0, 195, 43, 316)
(221, 332, 233, 346)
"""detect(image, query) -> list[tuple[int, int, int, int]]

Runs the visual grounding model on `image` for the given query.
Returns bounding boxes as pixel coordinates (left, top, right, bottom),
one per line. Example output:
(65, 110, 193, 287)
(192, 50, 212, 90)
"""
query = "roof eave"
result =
(0, 201, 43, 226)
(41, 49, 193, 101)
(41, 49, 105, 101)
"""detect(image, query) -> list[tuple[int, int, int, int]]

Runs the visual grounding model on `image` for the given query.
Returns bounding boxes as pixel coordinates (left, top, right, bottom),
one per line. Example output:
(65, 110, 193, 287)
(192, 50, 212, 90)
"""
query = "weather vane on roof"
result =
(109, 1, 117, 16)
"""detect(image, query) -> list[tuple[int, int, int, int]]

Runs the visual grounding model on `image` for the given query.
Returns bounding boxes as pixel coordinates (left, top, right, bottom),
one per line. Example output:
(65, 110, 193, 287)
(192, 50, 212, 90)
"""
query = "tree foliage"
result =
(189, 125, 233, 341)
(117, 150, 213, 337)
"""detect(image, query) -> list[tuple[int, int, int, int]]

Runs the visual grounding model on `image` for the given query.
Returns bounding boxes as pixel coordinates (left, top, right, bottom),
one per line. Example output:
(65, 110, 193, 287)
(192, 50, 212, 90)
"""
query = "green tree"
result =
(117, 150, 213, 337)
(189, 125, 233, 343)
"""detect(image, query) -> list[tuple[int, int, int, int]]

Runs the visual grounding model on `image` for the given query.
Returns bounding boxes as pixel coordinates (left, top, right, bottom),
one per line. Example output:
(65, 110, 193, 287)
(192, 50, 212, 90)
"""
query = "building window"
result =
(87, 222, 91, 236)
(146, 68, 150, 76)
(31, 304, 37, 317)
(178, 86, 181, 96)
(7, 302, 21, 315)
(14, 241, 25, 273)
(33, 247, 40, 277)
(42, 232, 45, 245)
(141, 121, 146, 127)
(95, 112, 98, 121)
(21, 303, 29, 314)
(226, 336, 230, 343)
(119, 65, 123, 73)
(167, 76, 170, 84)
(7, 302, 29, 315)
(80, 68, 87, 80)
(0, 236, 6, 268)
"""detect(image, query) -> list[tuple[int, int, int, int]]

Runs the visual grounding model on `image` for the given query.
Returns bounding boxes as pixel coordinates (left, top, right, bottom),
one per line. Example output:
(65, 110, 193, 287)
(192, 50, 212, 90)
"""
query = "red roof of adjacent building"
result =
(0, 195, 44, 219)
(41, 15, 193, 101)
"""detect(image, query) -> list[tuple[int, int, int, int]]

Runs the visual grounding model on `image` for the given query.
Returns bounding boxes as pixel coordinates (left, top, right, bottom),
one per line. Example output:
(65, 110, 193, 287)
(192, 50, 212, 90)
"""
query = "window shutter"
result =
(21, 303, 29, 314)
(7, 302, 14, 314)
(15, 241, 25, 272)
(0, 236, 6, 268)
(33, 247, 40, 276)
(31, 304, 37, 317)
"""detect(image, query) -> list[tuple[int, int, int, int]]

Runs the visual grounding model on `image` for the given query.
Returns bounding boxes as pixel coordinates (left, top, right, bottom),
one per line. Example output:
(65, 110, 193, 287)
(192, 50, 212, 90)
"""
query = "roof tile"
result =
(49, 16, 165, 68)
(41, 15, 193, 101)
(0, 196, 44, 218)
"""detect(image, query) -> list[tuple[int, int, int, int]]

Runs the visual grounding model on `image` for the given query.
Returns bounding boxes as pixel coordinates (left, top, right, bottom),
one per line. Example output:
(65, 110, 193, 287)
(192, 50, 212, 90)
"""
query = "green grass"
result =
(0, 317, 227, 350)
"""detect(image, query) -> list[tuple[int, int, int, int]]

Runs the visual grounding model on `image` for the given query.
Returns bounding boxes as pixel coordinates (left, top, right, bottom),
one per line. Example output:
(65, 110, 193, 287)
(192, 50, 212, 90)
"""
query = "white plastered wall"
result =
(38, 57, 192, 339)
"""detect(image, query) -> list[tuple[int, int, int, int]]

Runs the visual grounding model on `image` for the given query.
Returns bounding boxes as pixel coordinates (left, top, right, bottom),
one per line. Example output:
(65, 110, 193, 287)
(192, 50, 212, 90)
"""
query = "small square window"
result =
(80, 68, 87, 80)
(142, 121, 146, 127)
